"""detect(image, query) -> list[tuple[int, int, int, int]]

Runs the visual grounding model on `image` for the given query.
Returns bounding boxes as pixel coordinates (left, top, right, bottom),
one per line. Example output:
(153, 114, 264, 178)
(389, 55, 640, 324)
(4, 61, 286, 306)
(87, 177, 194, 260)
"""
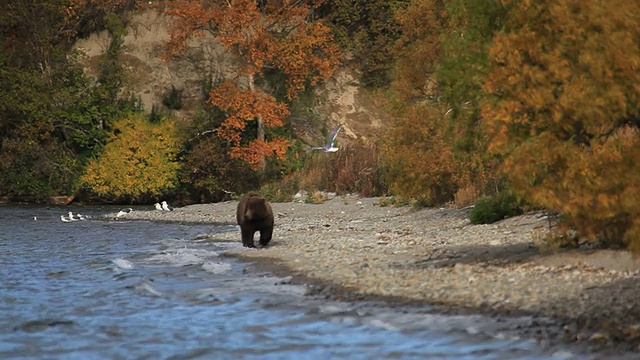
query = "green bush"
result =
(470, 191, 523, 224)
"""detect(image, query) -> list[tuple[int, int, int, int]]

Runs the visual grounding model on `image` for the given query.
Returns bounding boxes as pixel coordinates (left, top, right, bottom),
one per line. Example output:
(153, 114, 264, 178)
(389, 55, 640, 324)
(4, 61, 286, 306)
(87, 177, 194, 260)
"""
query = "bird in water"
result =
(76, 213, 89, 220)
(311, 123, 344, 153)
(116, 208, 133, 218)
(161, 201, 174, 211)
(60, 215, 71, 223)
(68, 212, 80, 221)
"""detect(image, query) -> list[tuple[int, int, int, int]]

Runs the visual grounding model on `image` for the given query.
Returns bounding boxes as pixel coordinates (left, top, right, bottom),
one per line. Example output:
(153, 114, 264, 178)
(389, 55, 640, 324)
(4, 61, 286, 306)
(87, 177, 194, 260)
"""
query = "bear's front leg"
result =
(259, 227, 273, 247)
(241, 227, 256, 248)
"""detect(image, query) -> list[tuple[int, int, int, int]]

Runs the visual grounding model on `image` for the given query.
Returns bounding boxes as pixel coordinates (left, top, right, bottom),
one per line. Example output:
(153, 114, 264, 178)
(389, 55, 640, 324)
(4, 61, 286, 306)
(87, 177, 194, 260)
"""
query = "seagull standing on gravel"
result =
(311, 123, 344, 153)
(161, 201, 174, 211)
(154, 202, 163, 211)
(116, 208, 133, 218)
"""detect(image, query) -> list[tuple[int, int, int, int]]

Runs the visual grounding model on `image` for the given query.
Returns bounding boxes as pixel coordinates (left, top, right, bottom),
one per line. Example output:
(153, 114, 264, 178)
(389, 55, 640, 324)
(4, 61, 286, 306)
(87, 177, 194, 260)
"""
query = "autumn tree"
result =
(382, 0, 454, 204)
(178, 82, 261, 202)
(81, 114, 181, 202)
(162, 0, 341, 170)
(484, 0, 640, 249)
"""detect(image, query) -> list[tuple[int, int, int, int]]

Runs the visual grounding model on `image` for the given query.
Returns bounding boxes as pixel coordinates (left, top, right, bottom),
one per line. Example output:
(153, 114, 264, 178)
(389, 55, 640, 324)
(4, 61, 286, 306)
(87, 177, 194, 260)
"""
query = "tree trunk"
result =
(248, 73, 267, 172)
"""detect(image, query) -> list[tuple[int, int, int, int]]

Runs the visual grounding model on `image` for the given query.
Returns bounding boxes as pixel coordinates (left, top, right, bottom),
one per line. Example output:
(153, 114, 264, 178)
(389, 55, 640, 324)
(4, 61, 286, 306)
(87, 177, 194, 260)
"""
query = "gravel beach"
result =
(121, 195, 640, 356)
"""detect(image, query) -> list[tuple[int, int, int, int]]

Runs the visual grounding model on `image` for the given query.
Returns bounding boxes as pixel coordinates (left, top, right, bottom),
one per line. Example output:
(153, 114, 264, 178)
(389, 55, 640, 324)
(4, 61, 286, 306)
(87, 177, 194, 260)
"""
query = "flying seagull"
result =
(116, 208, 133, 218)
(161, 201, 174, 211)
(311, 123, 344, 153)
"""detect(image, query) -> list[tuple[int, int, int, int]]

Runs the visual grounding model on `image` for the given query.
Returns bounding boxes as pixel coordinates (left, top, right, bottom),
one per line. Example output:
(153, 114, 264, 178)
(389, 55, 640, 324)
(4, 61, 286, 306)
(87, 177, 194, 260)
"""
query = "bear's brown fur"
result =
(236, 192, 274, 248)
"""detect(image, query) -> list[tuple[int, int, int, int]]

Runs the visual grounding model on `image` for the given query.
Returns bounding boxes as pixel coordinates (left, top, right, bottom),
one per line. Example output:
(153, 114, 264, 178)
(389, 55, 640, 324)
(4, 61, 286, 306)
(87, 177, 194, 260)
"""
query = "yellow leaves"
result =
(486, 0, 640, 141)
(81, 114, 181, 201)
(483, 0, 640, 249)
(383, 102, 477, 205)
(503, 123, 640, 249)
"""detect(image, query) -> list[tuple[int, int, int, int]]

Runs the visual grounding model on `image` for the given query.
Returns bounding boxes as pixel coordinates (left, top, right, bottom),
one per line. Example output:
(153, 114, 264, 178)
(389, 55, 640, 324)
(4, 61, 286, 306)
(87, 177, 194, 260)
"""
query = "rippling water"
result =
(0, 205, 568, 359)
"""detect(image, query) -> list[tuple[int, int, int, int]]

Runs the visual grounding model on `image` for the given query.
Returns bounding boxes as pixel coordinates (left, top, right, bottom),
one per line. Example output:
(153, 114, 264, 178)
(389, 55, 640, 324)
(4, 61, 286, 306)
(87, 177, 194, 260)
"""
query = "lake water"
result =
(0, 205, 576, 359)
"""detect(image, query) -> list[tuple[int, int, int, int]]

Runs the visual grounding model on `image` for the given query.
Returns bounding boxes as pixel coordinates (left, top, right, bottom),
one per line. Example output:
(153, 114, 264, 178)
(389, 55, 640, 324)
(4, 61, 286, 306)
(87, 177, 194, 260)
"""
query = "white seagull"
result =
(161, 201, 174, 211)
(68, 211, 80, 221)
(154, 203, 163, 211)
(311, 123, 344, 152)
(60, 214, 71, 223)
(116, 208, 133, 218)
(75, 213, 89, 220)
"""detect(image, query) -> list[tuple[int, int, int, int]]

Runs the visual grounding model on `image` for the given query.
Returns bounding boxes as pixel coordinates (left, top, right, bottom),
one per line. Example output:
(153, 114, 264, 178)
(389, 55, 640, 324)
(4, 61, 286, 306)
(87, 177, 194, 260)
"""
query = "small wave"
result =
(147, 248, 220, 267)
(202, 261, 232, 274)
(112, 258, 135, 270)
(212, 242, 245, 250)
(137, 281, 162, 297)
(365, 318, 399, 331)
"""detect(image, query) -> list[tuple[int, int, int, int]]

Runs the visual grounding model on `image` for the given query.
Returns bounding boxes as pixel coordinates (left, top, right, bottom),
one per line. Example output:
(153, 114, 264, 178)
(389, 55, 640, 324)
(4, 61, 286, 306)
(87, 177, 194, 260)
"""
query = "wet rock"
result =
(14, 319, 75, 332)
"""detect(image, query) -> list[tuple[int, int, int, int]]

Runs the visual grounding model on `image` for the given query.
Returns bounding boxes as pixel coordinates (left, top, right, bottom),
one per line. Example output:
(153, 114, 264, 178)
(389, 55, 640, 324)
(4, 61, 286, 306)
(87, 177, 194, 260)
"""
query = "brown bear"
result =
(236, 192, 274, 248)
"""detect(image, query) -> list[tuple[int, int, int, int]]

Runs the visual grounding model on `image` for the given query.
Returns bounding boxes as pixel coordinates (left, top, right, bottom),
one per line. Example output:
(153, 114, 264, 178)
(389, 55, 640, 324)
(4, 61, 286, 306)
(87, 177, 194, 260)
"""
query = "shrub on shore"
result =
(469, 191, 523, 224)
(80, 114, 181, 203)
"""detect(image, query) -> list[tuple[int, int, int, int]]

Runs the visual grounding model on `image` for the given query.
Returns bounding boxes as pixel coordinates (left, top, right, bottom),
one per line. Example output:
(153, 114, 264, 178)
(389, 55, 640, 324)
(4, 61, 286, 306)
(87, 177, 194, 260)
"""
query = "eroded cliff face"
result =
(73, 10, 388, 146)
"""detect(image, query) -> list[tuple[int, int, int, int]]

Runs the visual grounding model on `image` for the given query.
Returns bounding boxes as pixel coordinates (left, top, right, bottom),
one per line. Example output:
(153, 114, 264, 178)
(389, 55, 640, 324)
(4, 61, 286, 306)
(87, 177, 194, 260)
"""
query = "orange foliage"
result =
(485, 0, 640, 153)
(385, 0, 498, 206)
(208, 81, 290, 169)
(383, 104, 462, 205)
(228, 137, 290, 170)
(392, 0, 448, 102)
(163, 0, 340, 92)
(386, 0, 454, 204)
(163, 0, 340, 169)
(484, 0, 640, 248)
(268, 21, 342, 99)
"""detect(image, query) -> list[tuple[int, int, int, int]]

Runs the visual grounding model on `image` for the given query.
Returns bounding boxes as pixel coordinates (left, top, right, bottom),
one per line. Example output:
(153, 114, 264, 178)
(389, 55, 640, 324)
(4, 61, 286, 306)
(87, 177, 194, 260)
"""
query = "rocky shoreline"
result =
(120, 195, 640, 357)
